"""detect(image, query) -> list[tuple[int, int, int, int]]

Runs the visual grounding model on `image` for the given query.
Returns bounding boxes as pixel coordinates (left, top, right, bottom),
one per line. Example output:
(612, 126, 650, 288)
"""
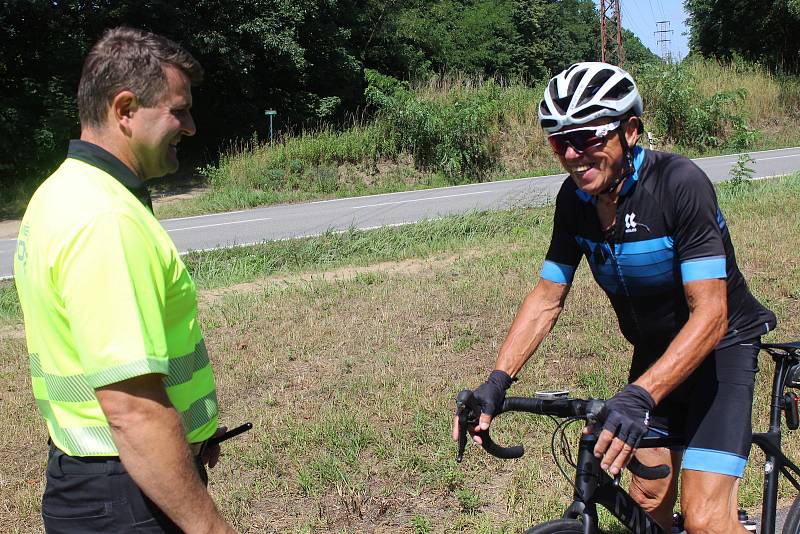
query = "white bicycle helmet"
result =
(538, 62, 643, 134)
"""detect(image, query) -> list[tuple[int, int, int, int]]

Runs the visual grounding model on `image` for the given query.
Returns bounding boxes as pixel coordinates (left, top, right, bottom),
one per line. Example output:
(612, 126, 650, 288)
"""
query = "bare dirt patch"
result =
(199, 250, 484, 304)
(0, 325, 25, 340)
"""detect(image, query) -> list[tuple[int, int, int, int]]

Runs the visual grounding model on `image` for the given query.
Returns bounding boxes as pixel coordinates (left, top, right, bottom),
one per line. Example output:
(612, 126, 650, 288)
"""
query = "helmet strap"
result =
(601, 126, 636, 195)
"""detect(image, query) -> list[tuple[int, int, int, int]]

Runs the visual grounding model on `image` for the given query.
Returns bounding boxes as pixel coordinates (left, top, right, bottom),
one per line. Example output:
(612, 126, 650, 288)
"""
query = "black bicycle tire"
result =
(782, 495, 800, 533)
(523, 518, 587, 534)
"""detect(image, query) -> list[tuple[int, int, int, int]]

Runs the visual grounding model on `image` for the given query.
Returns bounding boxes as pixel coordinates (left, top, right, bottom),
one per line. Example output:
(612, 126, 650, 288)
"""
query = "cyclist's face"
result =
(129, 66, 196, 180)
(554, 117, 638, 196)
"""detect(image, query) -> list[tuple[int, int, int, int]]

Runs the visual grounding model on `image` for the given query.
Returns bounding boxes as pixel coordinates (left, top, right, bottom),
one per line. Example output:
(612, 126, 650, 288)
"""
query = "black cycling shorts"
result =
(629, 338, 761, 477)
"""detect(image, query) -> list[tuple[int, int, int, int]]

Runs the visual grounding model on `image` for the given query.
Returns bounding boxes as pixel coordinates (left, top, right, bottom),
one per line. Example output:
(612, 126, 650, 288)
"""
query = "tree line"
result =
(1, 0, 657, 192)
(4, 0, 797, 195)
(684, 0, 800, 73)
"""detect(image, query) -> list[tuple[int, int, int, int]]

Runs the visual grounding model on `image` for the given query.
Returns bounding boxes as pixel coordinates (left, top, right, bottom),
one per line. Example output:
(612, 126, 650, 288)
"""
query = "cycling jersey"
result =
(14, 140, 218, 456)
(540, 146, 776, 349)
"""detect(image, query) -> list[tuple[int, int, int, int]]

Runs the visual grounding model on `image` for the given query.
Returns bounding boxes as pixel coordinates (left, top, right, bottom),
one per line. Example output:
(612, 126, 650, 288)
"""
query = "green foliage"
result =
(635, 62, 757, 150)
(455, 487, 482, 514)
(367, 71, 514, 182)
(729, 153, 755, 191)
(685, 0, 800, 73)
(410, 514, 432, 534)
(1, 0, 659, 205)
(0, 282, 22, 325)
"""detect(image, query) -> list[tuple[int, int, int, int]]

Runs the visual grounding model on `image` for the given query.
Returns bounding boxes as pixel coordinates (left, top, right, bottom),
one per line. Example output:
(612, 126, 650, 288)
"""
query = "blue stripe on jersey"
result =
(540, 260, 576, 285)
(575, 189, 596, 204)
(716, 207, 727, 230)
(574, 236, 677, 295)
(681, 256, 726, 282)
(683, 447, 747, 477)
(619, 146, 646, 196)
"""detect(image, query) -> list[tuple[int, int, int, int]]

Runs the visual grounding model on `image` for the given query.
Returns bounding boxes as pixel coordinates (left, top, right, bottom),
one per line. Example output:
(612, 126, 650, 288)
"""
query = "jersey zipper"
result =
(606, 204, 644, 340)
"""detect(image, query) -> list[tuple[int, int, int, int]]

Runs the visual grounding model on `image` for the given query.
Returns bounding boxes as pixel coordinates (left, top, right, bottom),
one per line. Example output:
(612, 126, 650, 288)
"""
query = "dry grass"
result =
(1, 176, 799, 533)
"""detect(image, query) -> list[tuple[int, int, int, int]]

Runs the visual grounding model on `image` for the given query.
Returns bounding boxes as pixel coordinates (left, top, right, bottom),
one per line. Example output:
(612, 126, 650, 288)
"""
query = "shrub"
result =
(635, 62, 757, 150)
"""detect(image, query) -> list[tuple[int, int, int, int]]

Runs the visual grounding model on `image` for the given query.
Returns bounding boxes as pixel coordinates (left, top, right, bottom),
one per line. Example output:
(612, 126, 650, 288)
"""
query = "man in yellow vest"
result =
(14, 27, 237, 533)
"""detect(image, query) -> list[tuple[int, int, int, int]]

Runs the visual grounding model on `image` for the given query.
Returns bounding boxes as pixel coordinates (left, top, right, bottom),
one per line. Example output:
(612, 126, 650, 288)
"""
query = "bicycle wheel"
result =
(782, 495, 800, 533)
(523, 518, 586, 534)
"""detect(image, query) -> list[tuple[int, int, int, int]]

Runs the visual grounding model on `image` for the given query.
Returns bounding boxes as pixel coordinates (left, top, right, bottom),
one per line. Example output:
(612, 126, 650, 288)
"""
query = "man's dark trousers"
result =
(42, 445, 207, 533)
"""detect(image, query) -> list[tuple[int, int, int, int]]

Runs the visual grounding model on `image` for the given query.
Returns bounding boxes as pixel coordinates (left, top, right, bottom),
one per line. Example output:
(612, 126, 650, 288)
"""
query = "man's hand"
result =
(593, 384, 655, 475)
(201, 426, 228, 468)
(96, 374, 237, 533)
(451, 370, 513, 445)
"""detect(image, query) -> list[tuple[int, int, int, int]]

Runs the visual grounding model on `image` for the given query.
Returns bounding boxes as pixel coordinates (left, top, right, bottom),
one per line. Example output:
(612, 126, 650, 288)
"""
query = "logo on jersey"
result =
(624, 213, 651, 234)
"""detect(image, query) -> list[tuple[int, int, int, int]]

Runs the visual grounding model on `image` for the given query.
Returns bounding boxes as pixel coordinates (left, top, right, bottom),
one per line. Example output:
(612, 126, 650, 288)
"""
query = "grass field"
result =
(1, 174, 799, 533)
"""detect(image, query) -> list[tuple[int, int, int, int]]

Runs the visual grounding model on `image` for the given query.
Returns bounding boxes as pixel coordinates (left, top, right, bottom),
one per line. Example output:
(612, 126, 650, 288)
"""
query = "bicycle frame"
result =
(752, 350, 800, 534)
(562, 434, 677, 534)
(561, 348, 800, 534)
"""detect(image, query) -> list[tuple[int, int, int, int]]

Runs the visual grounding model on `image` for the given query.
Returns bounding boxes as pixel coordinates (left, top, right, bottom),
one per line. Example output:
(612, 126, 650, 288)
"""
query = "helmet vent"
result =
(572, 104, 607, 119)
(540, 118, 558, 129)
(566, 68, 589, 100)
(548, 84, 570, 114)
(577, 70, 614, 106)
(604, 78, 635, 101)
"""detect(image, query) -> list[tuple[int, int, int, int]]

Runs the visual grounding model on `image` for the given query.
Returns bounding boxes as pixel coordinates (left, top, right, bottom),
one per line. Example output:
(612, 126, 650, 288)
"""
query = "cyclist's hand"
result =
(451, 370, 513, 445)
(594, 384, 655, 475)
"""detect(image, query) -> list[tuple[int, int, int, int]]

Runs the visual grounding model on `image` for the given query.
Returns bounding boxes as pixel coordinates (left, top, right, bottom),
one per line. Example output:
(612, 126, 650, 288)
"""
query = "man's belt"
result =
(188, 440, 208, 456)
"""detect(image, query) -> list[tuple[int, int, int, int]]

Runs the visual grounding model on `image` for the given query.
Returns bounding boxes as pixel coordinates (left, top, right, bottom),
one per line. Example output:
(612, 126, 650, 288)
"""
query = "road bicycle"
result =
(455, 341, 800, 533)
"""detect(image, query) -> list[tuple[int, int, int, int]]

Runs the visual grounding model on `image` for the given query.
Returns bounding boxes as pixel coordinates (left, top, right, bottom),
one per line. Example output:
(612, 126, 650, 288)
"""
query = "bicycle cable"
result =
(551, 416, 588, 502)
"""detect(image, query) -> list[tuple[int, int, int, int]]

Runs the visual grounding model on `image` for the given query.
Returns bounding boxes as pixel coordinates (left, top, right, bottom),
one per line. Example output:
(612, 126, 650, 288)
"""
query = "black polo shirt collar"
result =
(67, 140, 153, 212)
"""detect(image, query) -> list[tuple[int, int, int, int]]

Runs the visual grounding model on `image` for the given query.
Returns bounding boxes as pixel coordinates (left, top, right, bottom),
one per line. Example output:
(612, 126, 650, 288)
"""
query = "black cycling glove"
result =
(599, 384, 655, 448)
(473, 370, 514, 418)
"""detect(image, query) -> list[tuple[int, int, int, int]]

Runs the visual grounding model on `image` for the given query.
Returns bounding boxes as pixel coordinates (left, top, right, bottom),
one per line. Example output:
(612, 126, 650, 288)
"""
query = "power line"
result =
(647, 0, 658, 22)
(654, 20, 673, 62)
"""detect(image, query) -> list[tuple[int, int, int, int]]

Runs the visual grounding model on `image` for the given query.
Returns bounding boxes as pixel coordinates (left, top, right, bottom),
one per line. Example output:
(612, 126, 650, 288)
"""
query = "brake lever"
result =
(456, 389, 480, 462)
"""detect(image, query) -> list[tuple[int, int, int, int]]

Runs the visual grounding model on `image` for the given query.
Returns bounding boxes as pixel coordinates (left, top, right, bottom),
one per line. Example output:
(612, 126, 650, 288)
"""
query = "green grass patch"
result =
(0, 281, 21, 326)
(184, 208, 547, 290)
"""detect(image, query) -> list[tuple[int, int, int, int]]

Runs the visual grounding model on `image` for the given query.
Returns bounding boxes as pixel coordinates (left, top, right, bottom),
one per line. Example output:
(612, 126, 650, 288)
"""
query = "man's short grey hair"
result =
(77, 27, 203, 128)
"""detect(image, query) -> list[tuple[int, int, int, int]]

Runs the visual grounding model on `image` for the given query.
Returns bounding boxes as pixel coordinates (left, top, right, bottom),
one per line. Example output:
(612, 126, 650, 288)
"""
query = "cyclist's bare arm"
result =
(494, 279, 571, 378)
(452, 279, 569, 442)
(634, 278, 727, 401)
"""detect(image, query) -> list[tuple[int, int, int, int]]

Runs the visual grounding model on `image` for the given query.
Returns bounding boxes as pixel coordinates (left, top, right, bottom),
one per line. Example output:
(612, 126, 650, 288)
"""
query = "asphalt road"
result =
(2, 146, 800, 279)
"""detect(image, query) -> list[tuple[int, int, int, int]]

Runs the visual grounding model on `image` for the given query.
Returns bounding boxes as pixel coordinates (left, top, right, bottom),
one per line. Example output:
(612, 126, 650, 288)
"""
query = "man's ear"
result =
(625, 116, 640, 146)
(110, 90, 138, 131)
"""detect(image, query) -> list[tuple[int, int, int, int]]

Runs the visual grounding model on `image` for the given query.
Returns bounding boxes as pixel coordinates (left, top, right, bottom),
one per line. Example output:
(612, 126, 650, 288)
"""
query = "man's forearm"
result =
(97, 375, 234, 534)
(635, 280, 727, 403)
(495, 281, 567, 377)
(112, 408, 230, 533)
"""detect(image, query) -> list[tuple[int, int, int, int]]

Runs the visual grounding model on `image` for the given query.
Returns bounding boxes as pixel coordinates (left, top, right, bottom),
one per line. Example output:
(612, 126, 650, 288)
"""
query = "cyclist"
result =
(453, 62, 776, 533)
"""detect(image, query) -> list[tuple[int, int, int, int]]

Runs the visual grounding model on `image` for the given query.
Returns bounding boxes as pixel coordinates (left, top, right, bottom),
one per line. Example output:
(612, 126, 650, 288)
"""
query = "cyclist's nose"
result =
(563, 143, 581, 160)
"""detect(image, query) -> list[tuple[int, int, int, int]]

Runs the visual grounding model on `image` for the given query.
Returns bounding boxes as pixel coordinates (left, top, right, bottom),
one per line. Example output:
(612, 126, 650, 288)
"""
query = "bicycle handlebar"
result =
(455, 389, 670, 480)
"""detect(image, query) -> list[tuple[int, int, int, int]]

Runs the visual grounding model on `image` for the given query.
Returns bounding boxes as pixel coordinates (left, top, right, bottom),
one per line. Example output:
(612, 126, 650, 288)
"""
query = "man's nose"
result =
(182, 113, 197, 137)
(563, 143, 581, 159)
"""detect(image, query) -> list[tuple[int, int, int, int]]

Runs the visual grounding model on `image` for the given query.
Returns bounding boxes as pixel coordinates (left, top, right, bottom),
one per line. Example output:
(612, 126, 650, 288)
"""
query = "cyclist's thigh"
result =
(682, 339, 760, 477)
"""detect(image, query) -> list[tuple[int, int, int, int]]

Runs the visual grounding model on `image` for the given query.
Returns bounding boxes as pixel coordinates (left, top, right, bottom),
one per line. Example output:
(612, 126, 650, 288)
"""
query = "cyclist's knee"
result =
(682, 508, 740, 534)
(630, 448, 679, 511)
(630, 476, 672, 512)
(681, 470, 741, 533)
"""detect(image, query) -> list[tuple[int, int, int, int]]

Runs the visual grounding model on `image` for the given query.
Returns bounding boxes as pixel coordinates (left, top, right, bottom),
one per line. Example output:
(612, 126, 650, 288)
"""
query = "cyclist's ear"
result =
(624, 116, 641, 146)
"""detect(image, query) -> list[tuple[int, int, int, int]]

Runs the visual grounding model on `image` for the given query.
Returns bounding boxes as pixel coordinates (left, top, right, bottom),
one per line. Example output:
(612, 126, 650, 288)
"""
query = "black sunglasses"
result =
(547, 120, 621, 156)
